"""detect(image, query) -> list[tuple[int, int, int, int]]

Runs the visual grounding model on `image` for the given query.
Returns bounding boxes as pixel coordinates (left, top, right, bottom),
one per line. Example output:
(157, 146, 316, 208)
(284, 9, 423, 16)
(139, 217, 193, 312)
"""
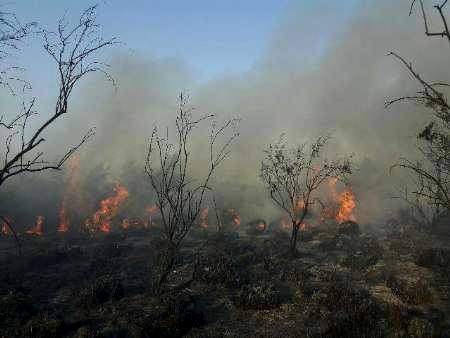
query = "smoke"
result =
(1, 0, 448, 230)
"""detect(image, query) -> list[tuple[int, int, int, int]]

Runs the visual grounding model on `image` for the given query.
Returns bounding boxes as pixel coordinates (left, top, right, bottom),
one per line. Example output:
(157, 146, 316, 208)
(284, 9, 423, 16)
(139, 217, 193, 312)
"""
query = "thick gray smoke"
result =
(1, 0, 448, 230)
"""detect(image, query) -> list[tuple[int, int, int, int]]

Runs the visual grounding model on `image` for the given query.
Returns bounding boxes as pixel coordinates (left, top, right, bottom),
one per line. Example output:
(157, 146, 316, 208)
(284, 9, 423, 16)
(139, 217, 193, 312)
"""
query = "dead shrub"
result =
(234, 283, 284, 310)
(77, 275, 124, 308)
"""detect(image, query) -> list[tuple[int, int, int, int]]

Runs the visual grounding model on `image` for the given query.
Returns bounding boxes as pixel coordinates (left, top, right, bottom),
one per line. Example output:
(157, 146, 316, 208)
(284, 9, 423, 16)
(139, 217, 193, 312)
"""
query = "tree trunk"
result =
(289, 209, 308, 258)
(155, 242, 177, 296)
(289, 221, 299, 258)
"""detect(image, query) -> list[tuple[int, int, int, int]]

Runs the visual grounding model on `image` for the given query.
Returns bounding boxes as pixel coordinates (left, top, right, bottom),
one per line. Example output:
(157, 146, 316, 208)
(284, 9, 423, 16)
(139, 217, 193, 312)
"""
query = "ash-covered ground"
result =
(1, 217, 449, 338)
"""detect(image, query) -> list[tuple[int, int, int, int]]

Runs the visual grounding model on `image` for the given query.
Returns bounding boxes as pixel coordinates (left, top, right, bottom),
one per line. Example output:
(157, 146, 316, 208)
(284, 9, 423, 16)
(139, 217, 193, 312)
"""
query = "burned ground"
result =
(1, 219, 449, 338)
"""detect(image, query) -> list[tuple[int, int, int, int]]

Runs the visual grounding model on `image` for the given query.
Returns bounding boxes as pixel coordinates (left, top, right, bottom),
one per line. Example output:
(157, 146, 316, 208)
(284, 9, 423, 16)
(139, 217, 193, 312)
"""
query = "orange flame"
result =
(336, 189, 357, 224)
(199, 208, 209, 229)
(256, 221, 266, 231)
(280, 217, 291, 231)
(146, 205, 159, 216)
(86, 183, 129, 233)
(228, 208, 241, 226)
(145, 204, 159, 228)
(1, 217, 12, 236)
(327, 177, 357, 223)
(295, 198, 305, 212)
(299, 221, 310, 231)
(279, 217, 309, 232)
(121, 218, 130, 230)
(57, 156, 81, 233)
(26, 216, 44, 236)
(58, 208, 70, 234)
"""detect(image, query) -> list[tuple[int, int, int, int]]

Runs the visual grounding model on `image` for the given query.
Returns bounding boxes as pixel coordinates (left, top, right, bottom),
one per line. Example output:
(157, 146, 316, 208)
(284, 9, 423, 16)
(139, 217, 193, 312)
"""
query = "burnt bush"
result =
(280, 261, 313, 291)
(309, 282, 384, 337)
(203, 232, 255, 261)
(77, 275, 124, 308)
(246, 219, 268, 236)
(321, 233, 383, 271)
(193, 250, 242, 287)
(144, 290, 205, 337)
(27, 248, 70, 268)
(337, 220, 360, 238)
(407, 317, 434, 338)
(0, 292, 35, 321)
(342, 249, 381, 271)
(416, 248, 450, 269)
(386, 275, 433, 306)
(0, 292, 36, 337)
(26, 314, 62, 338)
(73, 325, 129, 338)
(234, 283, 286, 310)
(92, 241, 130, 260)
(263, 254, 284, 276)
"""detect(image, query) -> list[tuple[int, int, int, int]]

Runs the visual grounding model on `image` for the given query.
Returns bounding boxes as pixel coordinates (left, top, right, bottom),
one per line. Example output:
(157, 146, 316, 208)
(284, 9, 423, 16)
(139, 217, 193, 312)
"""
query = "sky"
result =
(12, 0, 358, 84)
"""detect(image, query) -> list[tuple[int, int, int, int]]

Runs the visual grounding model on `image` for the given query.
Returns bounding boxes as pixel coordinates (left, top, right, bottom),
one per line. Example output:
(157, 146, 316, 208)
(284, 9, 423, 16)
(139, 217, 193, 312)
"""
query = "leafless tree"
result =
(145, 93, 239, 294)
(0, 7, 36, 90)
(387, 0, 450, 227)
(260, 134, 352, 258)
(409, 0, 450, 44)
(0, 5, 117, 247)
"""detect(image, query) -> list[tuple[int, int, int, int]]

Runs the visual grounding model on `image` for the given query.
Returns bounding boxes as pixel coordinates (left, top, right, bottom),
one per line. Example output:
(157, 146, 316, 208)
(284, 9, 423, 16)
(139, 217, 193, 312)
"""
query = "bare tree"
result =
(0, 5, 116, 246)
(260, 134, 352, 258)
(387, 0, 450, 227)
(0, 7, 36, 90)
(145, 93, 239, 294)
(410, 0, 450, 44)
(0, 5, 116, 185)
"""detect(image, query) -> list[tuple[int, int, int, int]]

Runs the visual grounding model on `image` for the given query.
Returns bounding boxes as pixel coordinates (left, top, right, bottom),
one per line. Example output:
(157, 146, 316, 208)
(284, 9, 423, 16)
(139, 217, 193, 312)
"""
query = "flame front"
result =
(326, 177, 357, 224)
(145, 205, 159, 228)
(199, 207, 209, 229)
(256, 221, 266, 231)
(280, 217, 291, 231)
(26, 216, 44, 236)
(336, 189, 357, 223)
(1, 217, 12, 236)
(279, 217, 309, 232)
(58, 208, 70, 234)
(295, 198, 305, 212)
(228, 208, 241, 226)
(86, 183, 129, 233)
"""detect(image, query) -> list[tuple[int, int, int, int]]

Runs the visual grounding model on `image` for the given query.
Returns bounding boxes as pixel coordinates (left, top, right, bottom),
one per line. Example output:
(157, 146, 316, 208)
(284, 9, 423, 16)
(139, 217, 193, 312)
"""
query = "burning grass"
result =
(0, 177, 449, 337)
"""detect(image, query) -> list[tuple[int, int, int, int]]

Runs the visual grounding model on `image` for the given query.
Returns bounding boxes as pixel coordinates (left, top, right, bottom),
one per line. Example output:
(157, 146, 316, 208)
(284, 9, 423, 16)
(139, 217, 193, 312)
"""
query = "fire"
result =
(58, 208, 70, 233)
(280, 217, 291, 231)
(146, 205, 159, 216)
(121, 218, 130, 230)
(336, 189, 357, 224)
(1, 223, 9, 236)
(1, 218, 12, 236)
(57, 156, 81, 233)
(299, 221, 310, 231)
(145, 204, 159, 227)
(26, 216, 44, 236)
(121, 218, 145, 230)
(256, 221, 266, 231)
(295, 198, 305, 212)
(199, 207, 209, 229)
(86, 183, 129, 233)
(279, 217, 309, 232)
(228, 208, 241, 226)
(327, 177, 357, 224)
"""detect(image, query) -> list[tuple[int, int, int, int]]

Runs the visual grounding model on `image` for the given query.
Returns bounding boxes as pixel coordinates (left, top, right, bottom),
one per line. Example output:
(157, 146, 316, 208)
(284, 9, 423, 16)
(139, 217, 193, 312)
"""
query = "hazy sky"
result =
(12, 0, 358, 84)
